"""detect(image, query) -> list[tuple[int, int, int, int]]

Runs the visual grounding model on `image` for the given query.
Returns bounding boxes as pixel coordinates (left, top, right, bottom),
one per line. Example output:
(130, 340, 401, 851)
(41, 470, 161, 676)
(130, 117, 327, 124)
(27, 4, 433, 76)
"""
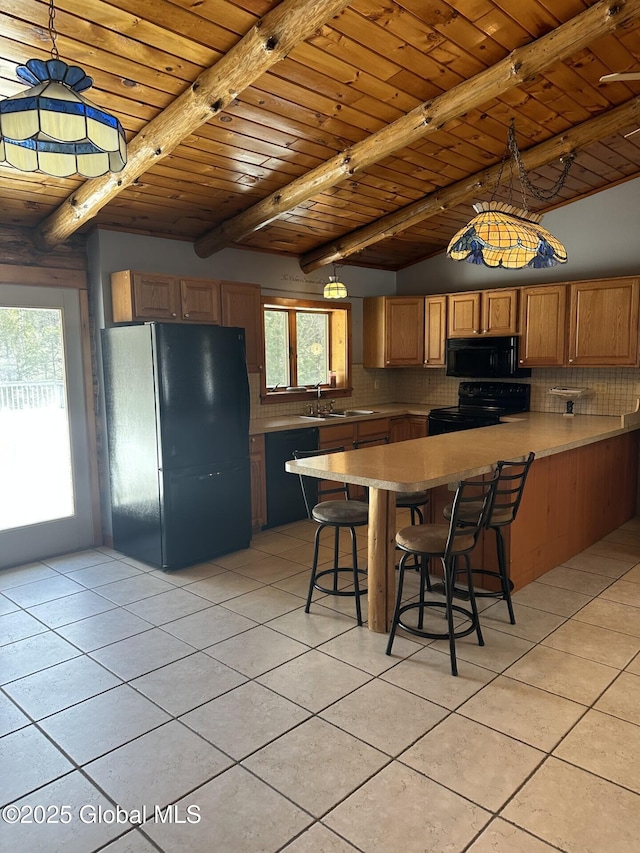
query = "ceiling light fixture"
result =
(0, 0, 126, 178)
(447, 120, 574, 269)
(323, 264, 348, 299)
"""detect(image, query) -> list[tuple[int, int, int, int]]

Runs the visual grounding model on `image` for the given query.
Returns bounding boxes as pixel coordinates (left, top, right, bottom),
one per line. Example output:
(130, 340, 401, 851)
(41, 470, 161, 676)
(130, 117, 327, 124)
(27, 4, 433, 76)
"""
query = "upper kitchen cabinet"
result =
(220, 281, 264, 374)
(448, 289, 518, 337)
(363, 297, 425, 367)
(424, 296, 447, 367)
(568, 277, 640, 367)
(111, 271, 221, 324)
(518, 284, 567, 367)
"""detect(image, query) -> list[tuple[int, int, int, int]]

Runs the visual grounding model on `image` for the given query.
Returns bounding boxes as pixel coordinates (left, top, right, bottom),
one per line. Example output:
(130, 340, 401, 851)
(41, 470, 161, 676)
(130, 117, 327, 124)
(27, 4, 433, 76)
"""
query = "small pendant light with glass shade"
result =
(323, 264, 348, 299)
(0, 0, 127, 178)
(447, 120, 575, 269)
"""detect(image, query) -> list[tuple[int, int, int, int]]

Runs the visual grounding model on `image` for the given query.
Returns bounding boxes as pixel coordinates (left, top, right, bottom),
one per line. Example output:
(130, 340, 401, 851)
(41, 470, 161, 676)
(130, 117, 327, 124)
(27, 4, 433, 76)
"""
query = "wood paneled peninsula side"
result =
(286, 412, 639, 632)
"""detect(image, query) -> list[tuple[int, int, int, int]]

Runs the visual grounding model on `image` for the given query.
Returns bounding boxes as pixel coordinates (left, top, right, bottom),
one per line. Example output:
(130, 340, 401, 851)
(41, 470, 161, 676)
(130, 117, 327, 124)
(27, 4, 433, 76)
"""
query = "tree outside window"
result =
(261, 297, 351, 402)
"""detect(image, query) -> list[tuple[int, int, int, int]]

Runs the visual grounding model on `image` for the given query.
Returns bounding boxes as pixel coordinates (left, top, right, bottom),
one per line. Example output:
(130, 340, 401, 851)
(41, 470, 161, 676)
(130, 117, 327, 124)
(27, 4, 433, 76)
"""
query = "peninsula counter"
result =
(286, 413, 639, 632)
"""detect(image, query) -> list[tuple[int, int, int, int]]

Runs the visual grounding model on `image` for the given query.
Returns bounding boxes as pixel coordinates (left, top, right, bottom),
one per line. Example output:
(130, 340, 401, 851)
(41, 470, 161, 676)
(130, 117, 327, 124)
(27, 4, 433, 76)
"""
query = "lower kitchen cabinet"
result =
(249, 434, 267, 531)
(356, 417, 390, 445)
(390, 415, 428, 442)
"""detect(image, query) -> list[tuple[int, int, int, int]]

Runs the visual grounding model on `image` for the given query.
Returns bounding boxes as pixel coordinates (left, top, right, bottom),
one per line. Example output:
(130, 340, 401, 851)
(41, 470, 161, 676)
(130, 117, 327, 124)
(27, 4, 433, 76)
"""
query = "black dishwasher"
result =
(264, 427, 319, 528)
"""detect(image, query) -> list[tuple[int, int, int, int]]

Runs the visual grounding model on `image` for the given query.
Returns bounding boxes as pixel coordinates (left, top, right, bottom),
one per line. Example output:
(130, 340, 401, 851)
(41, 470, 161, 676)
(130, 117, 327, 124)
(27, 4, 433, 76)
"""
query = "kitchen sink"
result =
(299, 409, 379, 420)
(329, 409, 378, 417)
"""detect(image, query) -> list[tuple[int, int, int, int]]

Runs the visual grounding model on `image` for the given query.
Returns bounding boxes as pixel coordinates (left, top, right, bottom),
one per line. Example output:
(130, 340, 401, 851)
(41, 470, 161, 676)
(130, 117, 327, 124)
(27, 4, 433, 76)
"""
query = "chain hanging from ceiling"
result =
(447, 120, 576, 269)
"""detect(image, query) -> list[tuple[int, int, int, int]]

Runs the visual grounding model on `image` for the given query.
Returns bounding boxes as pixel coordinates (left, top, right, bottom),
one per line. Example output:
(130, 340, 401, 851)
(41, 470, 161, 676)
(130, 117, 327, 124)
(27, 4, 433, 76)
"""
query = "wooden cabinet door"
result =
(220, 281, 264, 373)
(447, 292, 481, 337)
(180, 278, 221, 323)
(131, 273, 180, 320)
(390, 416, 409, 443)
(568, 278, 640, 366)
(424, 296, 446, 366)
(482, 288, 518, 335)
(384, 298, 424, 365)
(249, 434, 266, 531)
(519, 285, 567, 367)
(407, 416, 428, 439)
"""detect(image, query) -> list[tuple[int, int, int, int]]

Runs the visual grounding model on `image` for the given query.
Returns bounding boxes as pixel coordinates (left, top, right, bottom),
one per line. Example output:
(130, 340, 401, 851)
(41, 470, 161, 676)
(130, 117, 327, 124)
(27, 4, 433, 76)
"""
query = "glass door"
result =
(0, 285, 95, 568)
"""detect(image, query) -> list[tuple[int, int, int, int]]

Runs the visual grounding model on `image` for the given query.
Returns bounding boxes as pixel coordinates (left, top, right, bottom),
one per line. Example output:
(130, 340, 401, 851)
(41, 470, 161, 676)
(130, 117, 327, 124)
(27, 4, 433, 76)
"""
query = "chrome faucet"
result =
(305, 384, 324, 416)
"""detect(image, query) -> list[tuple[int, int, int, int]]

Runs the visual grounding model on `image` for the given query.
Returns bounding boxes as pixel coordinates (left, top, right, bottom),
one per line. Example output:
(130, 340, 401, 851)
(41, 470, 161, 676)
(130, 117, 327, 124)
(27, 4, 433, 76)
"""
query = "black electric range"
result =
(428, 382, 531, 435)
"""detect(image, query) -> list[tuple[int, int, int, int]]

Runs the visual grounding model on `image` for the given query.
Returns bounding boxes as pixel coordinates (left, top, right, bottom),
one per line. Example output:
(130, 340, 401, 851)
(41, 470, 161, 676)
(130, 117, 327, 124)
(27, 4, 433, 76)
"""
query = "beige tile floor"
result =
(3, 512, 640, 852)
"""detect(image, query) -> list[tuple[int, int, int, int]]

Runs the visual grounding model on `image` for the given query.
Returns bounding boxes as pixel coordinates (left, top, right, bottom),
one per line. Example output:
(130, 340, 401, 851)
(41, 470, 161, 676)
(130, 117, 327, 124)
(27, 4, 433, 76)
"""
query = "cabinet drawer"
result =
(356, 417, 390, 440)
(319, 423, 356, 449)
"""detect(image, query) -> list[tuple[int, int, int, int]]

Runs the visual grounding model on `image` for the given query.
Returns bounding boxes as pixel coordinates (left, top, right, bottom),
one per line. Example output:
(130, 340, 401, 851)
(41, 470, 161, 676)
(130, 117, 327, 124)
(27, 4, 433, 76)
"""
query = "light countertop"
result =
(285, 411, 637, 491)
(249, 403, 431, 435)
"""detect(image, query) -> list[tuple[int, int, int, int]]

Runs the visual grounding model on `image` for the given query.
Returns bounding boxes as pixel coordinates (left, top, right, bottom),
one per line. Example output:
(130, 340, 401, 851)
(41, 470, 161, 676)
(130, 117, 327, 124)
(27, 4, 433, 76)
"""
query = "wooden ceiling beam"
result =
(299, 97, 640, 271)
(193, 0, 640, 259)
(32, 0, 353, 252)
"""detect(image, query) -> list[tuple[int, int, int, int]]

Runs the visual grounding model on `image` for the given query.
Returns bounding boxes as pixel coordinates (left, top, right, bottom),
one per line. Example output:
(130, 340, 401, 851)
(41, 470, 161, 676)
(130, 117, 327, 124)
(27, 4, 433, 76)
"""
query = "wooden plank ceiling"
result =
(1, 0, 640, 271)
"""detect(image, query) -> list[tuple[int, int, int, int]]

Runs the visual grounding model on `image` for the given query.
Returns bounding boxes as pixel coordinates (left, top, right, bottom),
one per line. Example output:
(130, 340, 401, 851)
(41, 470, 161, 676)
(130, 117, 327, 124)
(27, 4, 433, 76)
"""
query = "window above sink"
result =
(260, 296, 352, 405)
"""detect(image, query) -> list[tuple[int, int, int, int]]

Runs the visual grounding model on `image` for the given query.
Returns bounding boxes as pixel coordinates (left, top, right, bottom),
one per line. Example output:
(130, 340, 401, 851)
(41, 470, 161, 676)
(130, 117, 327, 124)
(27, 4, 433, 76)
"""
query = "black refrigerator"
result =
(102, 322, 252, 570)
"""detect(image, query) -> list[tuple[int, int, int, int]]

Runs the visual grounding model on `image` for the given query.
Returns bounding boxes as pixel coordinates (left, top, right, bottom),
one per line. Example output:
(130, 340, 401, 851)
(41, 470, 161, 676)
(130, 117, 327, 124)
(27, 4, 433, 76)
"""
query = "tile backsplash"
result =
(388, 366, 640, 417)
(251, 365, 640, 421)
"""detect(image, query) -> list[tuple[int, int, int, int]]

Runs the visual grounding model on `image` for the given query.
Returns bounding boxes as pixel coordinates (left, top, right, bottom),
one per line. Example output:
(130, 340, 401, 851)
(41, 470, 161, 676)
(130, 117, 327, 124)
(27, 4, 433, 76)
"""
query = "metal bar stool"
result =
(353, 435, 430, 524)
(442, 452, 535, 625)
(386, 473, 498, 676)
(293, 447, 369, 625)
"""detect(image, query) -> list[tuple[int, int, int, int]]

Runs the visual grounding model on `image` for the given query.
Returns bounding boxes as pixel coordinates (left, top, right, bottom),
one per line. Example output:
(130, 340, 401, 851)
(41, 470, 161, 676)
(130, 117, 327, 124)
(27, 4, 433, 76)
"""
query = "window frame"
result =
(260, 296, 351, 404)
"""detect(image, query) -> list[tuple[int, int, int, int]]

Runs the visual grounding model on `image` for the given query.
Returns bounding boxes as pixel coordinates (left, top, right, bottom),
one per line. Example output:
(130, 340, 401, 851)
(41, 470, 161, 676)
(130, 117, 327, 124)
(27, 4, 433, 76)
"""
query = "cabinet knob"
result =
(519, 359, 523, 364)
(171, 312, 177, 318)
(184, 313, 190, 318)
(482, 329, 488, 334)
(569, 358, 574, 363)
(472, 330, 479, 334)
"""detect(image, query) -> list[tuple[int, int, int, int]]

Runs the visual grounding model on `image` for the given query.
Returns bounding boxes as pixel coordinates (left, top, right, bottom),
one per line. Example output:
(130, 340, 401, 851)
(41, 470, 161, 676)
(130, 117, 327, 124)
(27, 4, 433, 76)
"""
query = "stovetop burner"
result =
(428, 382, 531, 435)
(437, 381, 531, 416)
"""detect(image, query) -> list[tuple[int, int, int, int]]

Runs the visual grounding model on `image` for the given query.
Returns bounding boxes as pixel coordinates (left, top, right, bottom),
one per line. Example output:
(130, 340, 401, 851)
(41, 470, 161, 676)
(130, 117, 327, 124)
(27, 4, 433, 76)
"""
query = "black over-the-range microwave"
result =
(445, 336, 532, 378)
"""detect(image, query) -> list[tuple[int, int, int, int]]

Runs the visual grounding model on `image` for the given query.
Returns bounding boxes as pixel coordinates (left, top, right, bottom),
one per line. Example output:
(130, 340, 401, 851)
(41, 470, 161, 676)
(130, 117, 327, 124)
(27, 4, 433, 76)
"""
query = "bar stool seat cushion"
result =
(396, 523, 475, 555)
(443, 501, 513, 526)
(396, 489, 430, 505)
(312, 500, 369, 525)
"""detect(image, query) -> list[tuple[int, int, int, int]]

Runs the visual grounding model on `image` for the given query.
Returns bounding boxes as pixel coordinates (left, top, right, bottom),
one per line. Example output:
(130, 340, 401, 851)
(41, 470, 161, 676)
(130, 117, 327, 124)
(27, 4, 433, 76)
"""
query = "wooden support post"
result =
(367, 488, 396, 632)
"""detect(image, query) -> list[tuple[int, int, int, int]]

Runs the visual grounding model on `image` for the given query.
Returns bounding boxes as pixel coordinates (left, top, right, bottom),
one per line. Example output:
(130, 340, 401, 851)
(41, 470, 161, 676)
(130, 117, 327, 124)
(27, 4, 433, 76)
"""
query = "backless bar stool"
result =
(442, 452, 535, 624)
(386, 474, 498, 676)
(293, 447, 368, 625)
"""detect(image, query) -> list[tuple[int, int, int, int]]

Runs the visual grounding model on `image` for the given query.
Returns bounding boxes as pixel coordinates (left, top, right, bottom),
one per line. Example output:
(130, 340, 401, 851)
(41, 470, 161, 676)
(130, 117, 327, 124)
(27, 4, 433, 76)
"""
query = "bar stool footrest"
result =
(313, 567, 368, 597)
(460, 567, 514, 598)
(394, 600, 481, 642)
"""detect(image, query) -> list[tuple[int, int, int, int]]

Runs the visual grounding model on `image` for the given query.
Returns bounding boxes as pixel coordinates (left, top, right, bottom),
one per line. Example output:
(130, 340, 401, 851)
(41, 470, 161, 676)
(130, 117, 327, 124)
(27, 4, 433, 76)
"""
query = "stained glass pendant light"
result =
(324, 265, 348, 299)
(0, 0, 126, 178)
(447, 121, 574, 269)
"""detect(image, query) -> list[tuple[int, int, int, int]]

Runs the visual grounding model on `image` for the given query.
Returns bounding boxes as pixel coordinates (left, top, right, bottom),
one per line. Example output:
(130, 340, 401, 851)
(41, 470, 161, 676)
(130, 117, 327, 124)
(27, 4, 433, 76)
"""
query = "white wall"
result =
(397, 176, 640, 294)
